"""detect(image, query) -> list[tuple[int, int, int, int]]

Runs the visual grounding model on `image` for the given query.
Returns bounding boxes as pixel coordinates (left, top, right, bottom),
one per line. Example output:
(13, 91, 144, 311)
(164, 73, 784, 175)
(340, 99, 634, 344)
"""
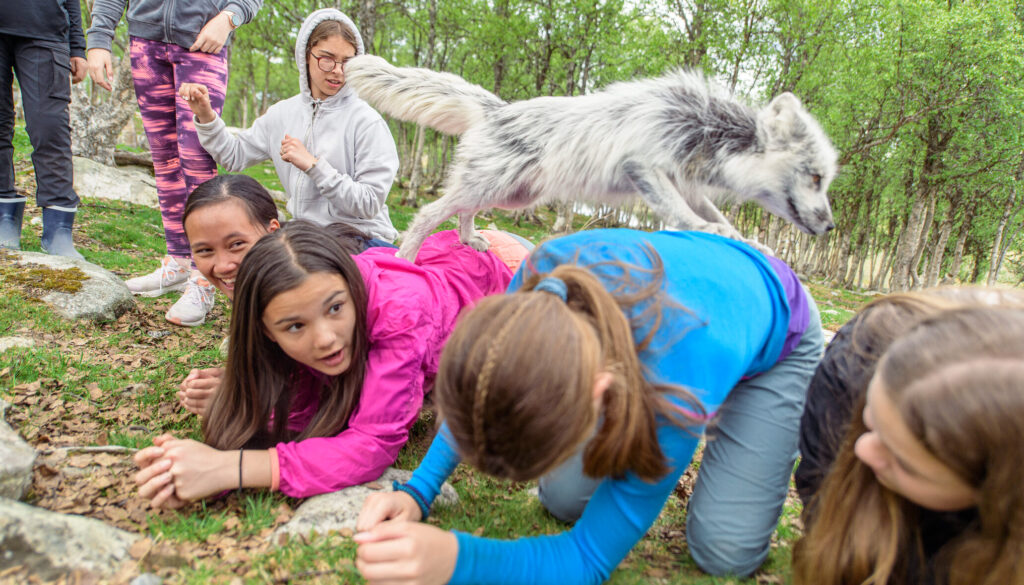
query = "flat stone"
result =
(0, 498, 139, 579)
(0, 336, 35, 353)
(0, 399, 35, 500)
(73, 156, 158, 208)
(823, 329, 836, 345)
(8, 251, 134, 322)
(274, 468, 459, 543)
(130, 573, 163, 585)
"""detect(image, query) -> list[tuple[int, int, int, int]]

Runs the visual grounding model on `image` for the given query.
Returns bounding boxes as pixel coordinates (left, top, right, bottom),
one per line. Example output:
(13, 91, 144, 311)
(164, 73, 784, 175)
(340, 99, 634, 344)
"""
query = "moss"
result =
(0, 250, 88, 296)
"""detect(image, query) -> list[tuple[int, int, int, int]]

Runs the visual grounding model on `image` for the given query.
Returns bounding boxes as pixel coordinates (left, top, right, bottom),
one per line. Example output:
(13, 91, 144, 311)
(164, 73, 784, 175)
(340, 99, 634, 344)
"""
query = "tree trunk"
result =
(908, 193, 936, 289)
(945, 200, 976, 283)
(357, 0, 378, 53)
(987, 188, 1018, 285)
(986, 155, 1023, 285)
(70, 55, 137, 165)
(552, 202, 574, 234)
(925, 217, 953, 288)
(404, 125, 427, 206)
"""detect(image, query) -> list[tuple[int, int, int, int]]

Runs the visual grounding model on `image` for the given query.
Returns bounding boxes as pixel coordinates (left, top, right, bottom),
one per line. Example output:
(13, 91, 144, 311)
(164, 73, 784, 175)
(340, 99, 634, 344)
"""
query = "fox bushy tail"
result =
(344, 55, 505, 135)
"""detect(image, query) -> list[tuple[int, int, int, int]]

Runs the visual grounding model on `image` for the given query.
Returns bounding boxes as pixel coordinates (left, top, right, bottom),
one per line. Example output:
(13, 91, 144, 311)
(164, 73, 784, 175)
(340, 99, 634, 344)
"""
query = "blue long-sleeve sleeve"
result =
(405, 423, 462, 508)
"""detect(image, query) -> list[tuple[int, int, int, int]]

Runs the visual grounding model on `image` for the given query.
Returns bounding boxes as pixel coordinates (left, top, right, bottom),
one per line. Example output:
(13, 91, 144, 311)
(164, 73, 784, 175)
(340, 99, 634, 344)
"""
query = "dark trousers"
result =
(0, 33, 79, 209)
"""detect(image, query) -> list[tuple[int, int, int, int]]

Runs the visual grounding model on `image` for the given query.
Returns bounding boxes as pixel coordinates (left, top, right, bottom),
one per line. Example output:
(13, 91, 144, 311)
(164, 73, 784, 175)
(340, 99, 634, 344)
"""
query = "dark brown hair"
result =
(434, 247, 703, 482)
(307, 19, 359, 55)
(202, 220, 370, 449)
(794, 305, 1024, 585)
(183, 174, 278, 234)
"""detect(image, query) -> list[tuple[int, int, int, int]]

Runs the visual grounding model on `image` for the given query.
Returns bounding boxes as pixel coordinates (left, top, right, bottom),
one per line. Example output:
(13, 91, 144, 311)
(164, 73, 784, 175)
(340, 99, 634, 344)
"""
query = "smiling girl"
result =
(133, 220, 513, 506)
(178, 8, 399, 243)
(794, 303, 1024, 585)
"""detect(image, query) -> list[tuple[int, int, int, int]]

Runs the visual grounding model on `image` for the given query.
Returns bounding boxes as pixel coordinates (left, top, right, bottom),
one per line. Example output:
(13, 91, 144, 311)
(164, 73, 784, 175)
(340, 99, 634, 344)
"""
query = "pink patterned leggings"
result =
(130, 37, 228, 258)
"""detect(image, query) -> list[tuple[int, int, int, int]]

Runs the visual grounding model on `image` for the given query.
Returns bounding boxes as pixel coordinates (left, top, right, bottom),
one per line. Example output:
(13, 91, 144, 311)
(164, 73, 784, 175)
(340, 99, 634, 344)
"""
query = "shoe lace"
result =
(158, 259, 187, 285)
(182, 279, 215, 307)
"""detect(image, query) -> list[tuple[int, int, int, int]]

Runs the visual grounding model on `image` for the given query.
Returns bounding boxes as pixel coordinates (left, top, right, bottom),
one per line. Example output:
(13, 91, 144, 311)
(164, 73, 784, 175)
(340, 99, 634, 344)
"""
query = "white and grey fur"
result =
(344, 54, 838, 259)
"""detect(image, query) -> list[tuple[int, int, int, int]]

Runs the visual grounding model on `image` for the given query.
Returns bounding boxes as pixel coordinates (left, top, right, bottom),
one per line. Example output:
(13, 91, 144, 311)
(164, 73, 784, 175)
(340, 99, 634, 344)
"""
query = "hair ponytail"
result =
(435, 246, 703, 483)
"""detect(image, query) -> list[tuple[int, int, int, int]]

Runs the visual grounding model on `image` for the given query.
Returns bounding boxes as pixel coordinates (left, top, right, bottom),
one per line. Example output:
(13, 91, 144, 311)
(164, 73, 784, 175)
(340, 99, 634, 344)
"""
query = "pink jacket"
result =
(269, 231, 513, 497)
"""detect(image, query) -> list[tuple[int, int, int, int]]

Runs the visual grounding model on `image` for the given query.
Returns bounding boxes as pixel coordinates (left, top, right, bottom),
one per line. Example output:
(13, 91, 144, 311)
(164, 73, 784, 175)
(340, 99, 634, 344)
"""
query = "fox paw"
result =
(464, 232, 490, 252)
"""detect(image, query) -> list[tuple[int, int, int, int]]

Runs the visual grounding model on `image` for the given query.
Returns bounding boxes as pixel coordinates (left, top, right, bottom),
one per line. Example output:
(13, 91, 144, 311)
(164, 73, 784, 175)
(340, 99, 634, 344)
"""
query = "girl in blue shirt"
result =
(354, 229, 823, 584)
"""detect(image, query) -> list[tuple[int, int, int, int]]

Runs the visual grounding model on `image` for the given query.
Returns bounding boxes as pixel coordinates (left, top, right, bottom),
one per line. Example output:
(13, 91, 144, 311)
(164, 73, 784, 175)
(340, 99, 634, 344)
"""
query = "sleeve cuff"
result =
(225, 2, 251, 24)
(85, 33, 114, 52)
(193, 113, 224, 130)
(305, 159, 342, 197)
(269, 447, 280, 491)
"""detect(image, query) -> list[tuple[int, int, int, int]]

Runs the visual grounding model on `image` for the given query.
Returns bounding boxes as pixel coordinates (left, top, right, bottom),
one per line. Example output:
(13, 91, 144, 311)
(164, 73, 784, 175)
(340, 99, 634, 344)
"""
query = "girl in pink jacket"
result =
(134, 220, 512, 507)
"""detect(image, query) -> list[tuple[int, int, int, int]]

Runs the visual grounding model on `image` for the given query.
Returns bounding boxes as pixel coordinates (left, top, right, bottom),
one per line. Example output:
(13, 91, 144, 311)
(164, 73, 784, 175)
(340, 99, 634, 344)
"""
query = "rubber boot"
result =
(0, 198, 25, 250)
(41, 207, 85, 260)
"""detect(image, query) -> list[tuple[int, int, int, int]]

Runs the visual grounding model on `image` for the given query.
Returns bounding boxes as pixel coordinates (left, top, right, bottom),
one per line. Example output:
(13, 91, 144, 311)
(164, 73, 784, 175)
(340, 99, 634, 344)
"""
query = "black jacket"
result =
(0, 0, 87, 58)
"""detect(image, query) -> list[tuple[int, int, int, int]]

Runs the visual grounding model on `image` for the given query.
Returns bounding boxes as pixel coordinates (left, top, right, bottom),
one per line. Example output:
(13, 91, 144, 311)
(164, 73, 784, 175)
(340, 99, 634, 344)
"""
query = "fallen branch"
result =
(41, 445, 138, 454)
(113, 149, 154, 170)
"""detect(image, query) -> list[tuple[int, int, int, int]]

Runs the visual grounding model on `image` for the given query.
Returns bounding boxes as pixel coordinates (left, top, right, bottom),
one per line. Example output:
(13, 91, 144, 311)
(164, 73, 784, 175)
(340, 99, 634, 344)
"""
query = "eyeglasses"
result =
(312, 54, 347, 73)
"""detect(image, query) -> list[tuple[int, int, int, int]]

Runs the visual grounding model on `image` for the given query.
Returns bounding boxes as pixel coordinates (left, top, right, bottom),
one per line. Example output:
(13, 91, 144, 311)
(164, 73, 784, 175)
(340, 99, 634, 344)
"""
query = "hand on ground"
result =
(134, 434, 186, 509)
(280, 134, 317, 171)
(135, 434, 234, 506)
(179, 83, 216, 124)
(177, 367, 223, 416)
(355, 520, 458, 585)
(86, 48, 113, 91)
(357, 491, 423, 532)
(190, 12, 233, 53)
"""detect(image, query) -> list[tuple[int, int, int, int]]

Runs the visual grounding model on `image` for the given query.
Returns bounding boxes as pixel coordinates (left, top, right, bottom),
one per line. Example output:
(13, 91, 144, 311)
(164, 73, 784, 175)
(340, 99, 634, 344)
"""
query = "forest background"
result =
(71, 0, 1024, 292)
(4, 1, 1023, 583)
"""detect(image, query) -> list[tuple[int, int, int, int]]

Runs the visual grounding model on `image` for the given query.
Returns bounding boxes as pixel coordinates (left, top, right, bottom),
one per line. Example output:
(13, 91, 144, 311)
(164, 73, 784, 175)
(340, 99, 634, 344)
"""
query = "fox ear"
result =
(759, 92, 806, 146)
(770, 92, 803, 114)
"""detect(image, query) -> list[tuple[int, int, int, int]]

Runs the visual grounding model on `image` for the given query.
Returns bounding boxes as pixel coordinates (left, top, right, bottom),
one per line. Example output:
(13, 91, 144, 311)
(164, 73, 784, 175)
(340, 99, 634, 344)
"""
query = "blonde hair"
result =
(434, 251, 703, 482)
(794, 305, 1024, 585)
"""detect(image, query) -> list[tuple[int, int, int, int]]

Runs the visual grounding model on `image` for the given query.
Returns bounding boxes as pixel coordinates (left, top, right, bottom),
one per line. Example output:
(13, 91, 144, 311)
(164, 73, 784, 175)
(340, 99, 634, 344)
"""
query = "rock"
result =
(0, 400, 35, 500)
(130, 573, 163, 585)
(0, 499, 139, 579)
(823, 329, 836, 345)
(274, 468, 459, 543)
(0, 336, 34, 353)
(73, 156, 158, 208)
(8, 251, 134, 322)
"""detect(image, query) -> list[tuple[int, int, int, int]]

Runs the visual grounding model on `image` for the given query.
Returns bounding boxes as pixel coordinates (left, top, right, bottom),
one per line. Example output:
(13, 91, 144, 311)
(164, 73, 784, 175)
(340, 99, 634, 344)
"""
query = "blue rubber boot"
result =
(0, 198, 25, 250)
(41, 207, 85, 260)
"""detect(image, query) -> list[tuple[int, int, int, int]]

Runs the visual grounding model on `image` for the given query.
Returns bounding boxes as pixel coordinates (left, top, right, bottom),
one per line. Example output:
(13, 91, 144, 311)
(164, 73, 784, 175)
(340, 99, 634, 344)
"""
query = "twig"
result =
(274, 569, 340, 583)
(41, 445, 138, 454)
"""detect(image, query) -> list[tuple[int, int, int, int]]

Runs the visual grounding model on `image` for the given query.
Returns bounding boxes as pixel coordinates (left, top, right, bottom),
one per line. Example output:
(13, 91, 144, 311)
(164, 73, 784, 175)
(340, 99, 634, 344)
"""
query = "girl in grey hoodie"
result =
(181, 9, 400, 244)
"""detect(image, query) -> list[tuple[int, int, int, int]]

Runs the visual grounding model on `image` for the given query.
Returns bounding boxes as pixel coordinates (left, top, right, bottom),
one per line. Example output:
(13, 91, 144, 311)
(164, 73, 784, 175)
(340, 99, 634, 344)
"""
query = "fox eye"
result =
(811, 174, 822, 189)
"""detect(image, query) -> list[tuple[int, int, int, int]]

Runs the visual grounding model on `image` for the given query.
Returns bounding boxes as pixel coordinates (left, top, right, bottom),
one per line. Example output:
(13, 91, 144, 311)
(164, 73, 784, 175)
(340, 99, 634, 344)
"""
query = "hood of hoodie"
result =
(295, 9, 365, 105)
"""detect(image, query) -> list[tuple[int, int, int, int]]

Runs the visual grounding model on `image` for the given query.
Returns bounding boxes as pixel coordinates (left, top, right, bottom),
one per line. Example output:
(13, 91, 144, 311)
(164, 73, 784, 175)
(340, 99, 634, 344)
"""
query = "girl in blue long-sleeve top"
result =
(354, 228, 823, 584)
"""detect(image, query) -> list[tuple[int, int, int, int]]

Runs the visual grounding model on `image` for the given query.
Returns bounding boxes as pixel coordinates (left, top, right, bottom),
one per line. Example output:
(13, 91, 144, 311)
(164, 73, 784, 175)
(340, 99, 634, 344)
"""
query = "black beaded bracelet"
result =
(392, 480, 431, 520)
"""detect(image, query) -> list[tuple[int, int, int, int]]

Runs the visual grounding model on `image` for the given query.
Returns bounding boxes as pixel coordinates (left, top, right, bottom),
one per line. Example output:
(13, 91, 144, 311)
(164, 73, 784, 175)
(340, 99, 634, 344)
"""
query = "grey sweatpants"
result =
(539, 293, 824, 577)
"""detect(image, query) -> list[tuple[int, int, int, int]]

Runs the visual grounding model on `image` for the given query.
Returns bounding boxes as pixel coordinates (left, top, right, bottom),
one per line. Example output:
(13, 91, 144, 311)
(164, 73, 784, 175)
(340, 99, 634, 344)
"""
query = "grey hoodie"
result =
(194, 9, 400, 241)
(87, 0, 262, 51)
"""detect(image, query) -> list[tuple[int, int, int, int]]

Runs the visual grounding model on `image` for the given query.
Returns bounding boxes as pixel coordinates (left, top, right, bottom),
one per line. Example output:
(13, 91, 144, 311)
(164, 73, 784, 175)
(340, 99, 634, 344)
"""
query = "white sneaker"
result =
(125, 256, 189, 297)
(166, 273, 216, 327)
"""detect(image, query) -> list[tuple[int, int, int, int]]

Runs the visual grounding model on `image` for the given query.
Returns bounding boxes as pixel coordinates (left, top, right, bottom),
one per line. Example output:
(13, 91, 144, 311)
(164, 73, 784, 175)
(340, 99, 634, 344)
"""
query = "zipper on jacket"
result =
(295, 99, 322, 205)
(164, 0, 177, 44)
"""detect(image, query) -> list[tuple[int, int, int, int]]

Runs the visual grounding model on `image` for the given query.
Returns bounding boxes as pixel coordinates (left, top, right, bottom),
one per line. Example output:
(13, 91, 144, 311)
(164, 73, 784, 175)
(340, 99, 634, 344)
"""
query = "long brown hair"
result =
(434, 247, 704, 483)
(794, 306, 1024, 585)
(203, 221, 370, 449)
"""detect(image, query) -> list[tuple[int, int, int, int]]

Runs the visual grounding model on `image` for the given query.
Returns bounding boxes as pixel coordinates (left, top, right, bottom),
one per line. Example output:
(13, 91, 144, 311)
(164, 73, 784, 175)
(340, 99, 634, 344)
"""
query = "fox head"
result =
(733, 92, 838, 235)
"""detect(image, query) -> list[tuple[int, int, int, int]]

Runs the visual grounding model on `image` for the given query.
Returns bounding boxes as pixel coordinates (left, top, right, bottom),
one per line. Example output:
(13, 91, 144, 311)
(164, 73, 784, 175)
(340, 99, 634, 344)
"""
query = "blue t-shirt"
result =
(406, 229, 805, 585)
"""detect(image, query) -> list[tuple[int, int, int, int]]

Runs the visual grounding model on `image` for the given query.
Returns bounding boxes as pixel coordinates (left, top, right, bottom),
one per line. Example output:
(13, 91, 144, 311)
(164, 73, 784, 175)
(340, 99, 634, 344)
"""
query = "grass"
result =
(1, 131, 877, 584)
